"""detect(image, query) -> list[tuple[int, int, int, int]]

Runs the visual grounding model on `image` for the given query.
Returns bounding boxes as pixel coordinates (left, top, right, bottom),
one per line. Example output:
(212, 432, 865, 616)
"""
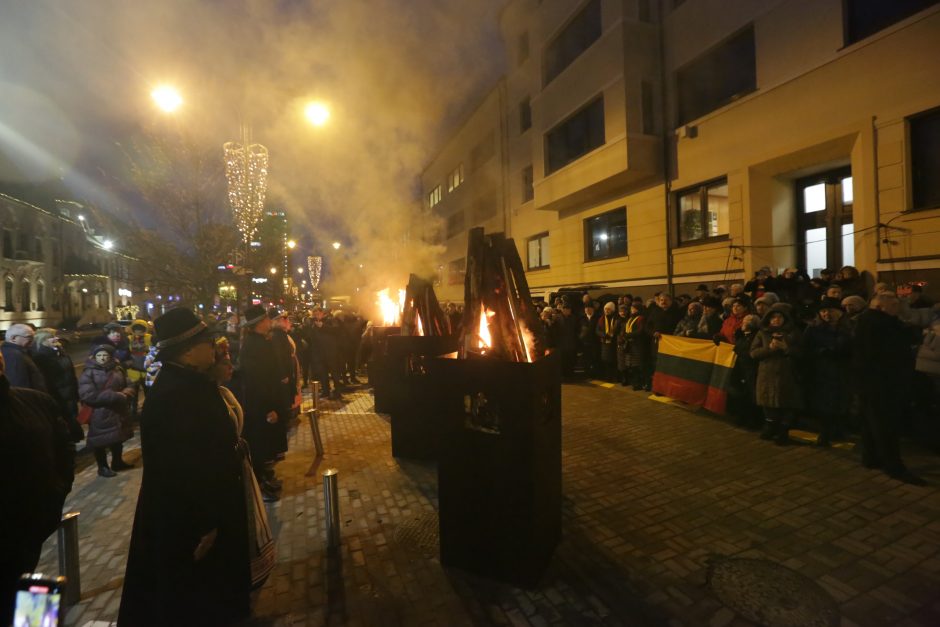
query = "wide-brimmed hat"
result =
(154, 308, 211, 351)
(240, 304, 268, 328)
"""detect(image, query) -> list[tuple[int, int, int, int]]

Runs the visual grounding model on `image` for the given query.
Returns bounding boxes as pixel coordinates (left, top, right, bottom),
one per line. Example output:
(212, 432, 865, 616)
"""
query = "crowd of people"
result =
(1, 264, 938, 622)
(535, 265, 938, 486)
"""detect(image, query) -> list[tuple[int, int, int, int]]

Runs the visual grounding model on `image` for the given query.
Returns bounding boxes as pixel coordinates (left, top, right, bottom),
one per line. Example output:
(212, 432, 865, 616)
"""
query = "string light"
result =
(307, 255, 323, 290)
(223, 141, 269, 244)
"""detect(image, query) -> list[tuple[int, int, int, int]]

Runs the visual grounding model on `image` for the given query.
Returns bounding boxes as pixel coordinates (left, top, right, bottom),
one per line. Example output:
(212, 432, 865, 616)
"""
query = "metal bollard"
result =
(57, 512, 81, 607)
(322, 469, 341, 549)
(308, 409, 324, 457)
(312, 381, 321, 412)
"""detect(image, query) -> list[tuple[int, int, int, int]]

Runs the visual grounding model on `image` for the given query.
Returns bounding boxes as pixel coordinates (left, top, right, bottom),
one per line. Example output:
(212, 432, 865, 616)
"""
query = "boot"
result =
(111, 444, 134, 471)
(774, 427, 790, 446)
(95, 448, 117, 477)
(759, 420, 777, 441)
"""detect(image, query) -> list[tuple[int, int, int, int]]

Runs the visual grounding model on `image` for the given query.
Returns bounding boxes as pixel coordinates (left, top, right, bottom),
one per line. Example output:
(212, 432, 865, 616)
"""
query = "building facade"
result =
(423, 0, 940, 300)
(1, 193, 138, 331)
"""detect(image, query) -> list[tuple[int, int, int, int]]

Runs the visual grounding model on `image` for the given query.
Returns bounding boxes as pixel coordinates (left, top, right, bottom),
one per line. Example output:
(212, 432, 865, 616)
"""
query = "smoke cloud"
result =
(0, 0, 506, 308)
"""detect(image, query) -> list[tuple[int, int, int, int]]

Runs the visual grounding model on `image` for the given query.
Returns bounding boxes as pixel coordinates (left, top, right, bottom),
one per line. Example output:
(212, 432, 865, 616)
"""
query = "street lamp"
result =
(287, 239, 297, 249)
(269, 267, 277, 275)
(297, 267, 304, 274)
(305, 101, 330, 127)
(151, 85, 183, 113)
(332, 241, 341, 250)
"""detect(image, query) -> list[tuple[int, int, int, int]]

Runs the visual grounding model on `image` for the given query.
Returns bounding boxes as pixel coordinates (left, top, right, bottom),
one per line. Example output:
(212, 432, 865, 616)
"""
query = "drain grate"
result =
(707, 557, 839, 627)
(393, 512, 439, 556)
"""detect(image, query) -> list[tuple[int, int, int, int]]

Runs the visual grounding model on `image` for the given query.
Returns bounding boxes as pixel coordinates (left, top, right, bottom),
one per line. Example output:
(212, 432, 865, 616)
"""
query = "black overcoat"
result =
(237, 332, 290, 464)
(118, 363, 251, 627)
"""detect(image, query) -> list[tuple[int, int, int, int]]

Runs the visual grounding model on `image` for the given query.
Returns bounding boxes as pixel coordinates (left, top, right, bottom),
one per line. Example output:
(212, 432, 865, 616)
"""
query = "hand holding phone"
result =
(14, 573, 64, 627)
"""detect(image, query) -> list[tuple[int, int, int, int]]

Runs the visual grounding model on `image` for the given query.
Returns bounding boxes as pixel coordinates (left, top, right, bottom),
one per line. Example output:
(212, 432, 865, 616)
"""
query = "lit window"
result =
(527, 233, 550, 270)
(585, 208, 627, 261)
(428, 185, 443, 208)
(677, 179, 729, 244)
(447, 164, 464, 192)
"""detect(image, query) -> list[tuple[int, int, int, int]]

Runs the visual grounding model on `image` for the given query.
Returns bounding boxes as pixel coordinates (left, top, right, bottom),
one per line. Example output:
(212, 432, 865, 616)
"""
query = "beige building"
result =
(423, 0, 940, 300)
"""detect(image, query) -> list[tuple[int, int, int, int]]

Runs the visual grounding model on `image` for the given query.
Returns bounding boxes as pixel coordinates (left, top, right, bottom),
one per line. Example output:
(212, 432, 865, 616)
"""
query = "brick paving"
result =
(35, 380, 940, 626)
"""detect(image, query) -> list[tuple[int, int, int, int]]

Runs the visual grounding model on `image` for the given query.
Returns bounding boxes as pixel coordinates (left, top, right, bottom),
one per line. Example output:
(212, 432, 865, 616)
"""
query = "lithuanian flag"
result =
(651, 336, 737, 414)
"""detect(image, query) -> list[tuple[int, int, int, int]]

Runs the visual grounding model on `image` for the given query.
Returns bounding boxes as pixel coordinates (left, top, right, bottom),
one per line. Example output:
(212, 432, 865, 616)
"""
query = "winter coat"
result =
(237, 332, 290, 464)
(617, 314, 648, 370)
(802, 319, 852, 415)
(646, 304, 682, 337)
(731, 329, 759, 404)
(853, 308, 918, 392)
(118, 363, 251, 627)
(750, 313, 803, 409)
(596, 314, 620, 363)
(0, 376, 74, 622)
(78, 359, 132, 448)
(694, 312, 723, 340)
(719, 314, 746, 344)
(674, 313, 702, 338)
(31, 345, 82, 441)
(0, 341, 48, 393)
(915, 320, 940, 377)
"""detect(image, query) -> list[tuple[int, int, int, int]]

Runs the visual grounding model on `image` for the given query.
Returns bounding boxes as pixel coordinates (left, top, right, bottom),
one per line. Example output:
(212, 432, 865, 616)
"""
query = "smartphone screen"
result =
(14, 575, 63, 627)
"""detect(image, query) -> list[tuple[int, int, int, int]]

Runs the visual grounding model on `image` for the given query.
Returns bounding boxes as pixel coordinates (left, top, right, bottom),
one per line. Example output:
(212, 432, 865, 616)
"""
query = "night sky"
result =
(0, 0, 506, 290)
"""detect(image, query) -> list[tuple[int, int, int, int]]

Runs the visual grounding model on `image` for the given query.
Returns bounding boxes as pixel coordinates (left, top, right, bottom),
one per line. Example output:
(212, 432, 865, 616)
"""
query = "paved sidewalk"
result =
(37, 381, 940, 626)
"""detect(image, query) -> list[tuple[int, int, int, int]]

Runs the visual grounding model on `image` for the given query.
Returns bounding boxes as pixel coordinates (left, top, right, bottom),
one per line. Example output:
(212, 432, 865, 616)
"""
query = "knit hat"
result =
(702, 296, 722, 309)
(104, 322, 124, 332)
(755, 292, 780, 306)
(841, 295, 866, 310)
(90, 343, 115, 357)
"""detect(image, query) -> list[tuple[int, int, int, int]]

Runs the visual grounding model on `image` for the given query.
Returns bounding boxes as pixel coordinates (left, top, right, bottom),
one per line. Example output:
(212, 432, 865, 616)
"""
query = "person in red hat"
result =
(119, 307, 251, 626)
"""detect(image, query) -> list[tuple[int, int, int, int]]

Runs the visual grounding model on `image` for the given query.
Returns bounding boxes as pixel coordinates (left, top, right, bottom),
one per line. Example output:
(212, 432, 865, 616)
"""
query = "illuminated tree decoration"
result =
(307, 255, 323, 290)
(224, 141, 269, 245)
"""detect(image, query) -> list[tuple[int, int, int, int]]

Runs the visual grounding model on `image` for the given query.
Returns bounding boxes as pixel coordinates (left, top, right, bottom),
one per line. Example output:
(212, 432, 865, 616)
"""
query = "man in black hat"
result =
(237, 304, 289, 501)
(119, 308, 252, 626)
(267, 308, 299, 457)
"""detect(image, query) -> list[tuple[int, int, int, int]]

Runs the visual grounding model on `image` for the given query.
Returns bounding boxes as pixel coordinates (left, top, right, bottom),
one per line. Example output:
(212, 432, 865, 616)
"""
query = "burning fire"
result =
(377, 288, 406, 326)
(415, 311, 425, 336)
(478, 305, 494, 351)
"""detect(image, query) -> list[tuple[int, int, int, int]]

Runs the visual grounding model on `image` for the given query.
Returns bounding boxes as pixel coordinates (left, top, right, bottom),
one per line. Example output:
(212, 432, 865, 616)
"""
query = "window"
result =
(448, 258, 466, 285)
(36, 281, 45, 311)
(676, 179, 730, 244)
(527, 233, 550, 270)
(676, 25, 756, 125)
(447, 164, 464, 192)
(522, 165, 535, 202)
(910, 106, 940, 211)
(518, 31, 530, 65)
(641, 80, 655, 135)
(445, 211, 465, 239)
(428, 185, 443, 208)
(544, 0, 602, 85)
(545, 96, 605, 174)
(519, 97, 532, 133)
(585, 207, 627, 261)
(470, 132, 496, 171)
(3, 277, 13, 311)
(844, 0, 939, 45)
(33, 237, 43, 261)
(21, 280, 30, 311)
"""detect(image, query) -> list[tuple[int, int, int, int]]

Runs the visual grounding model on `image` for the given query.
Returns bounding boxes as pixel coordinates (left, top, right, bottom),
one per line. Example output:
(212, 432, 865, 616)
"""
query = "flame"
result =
(377, 289, 399, 326)
(478, 304, 494, 351)
(520, 323, 535, 363)
(415, 311, 425, 336)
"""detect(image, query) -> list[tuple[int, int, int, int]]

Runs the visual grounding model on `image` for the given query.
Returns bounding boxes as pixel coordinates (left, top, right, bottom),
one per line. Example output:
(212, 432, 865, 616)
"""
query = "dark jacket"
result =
(853, 308, 918, 392)
(118, 363, 250, 627)
(237, 332, 290, 464)
(750, 312, 803, 409)
(646, 303, 683, 337)
(694, 312, 723, 340)
(32, 345, 83, 441)
(79, 359, 132, 448)
(0, 377, 74, 624)
(0, 341, 47, 392)
(803, 319, 853, 415)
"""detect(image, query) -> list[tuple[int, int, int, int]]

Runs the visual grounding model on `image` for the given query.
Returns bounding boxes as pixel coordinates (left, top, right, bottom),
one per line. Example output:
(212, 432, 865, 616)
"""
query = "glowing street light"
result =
(332, 241, 341, 250)
(269, 266, 278, 275)
(287, 239, 297, 249)
(102, 239, 114, 250)
(297, 267, 304, 274)
(305, 101, 330, 127)
(151, 85, 183, 113)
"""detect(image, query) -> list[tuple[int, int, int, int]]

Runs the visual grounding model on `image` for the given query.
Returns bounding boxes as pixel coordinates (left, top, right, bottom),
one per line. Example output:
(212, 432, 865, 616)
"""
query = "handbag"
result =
(76, 403, 93, 425)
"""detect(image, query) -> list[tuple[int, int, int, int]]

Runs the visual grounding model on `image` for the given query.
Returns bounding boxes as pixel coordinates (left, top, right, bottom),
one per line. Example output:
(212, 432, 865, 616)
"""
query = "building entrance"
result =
(796, 167, 854, 277)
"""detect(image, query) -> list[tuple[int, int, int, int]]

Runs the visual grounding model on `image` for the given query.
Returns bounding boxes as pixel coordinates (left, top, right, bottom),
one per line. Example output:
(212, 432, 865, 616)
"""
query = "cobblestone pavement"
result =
(36, 381, 940, 626)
